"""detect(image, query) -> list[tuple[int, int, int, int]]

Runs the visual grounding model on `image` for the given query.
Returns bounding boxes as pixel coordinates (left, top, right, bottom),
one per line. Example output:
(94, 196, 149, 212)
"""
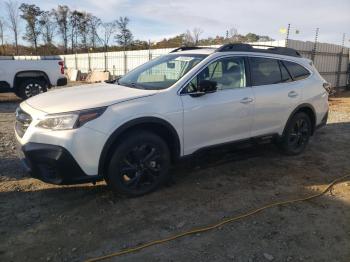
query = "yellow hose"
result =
(85, 174, 350, 262)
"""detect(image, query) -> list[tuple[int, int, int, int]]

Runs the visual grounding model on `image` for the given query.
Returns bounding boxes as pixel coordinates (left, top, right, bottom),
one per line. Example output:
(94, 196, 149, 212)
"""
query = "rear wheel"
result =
(280, 112, 312, 155)
(18, 78, 47, 100)
(105, 131, 171, 196)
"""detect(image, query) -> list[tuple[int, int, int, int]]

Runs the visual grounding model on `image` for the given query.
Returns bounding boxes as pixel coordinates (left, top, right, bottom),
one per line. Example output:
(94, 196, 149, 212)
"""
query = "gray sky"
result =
(0, 0, 349, 46)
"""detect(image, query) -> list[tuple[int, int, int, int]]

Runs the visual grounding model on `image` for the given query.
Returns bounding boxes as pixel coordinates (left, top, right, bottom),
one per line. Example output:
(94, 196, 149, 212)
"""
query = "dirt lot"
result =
(0, 90, 350, 262)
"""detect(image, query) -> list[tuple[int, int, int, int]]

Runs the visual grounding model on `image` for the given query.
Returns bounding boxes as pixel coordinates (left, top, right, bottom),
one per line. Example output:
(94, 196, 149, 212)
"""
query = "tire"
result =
(105, 131, 171, 197)
(279, 112, 312, 155)
(18, 78, 47, 100)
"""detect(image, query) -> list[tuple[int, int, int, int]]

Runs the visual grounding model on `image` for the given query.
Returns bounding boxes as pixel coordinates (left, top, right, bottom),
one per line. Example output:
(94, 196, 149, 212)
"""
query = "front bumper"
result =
(18, 142, 102, 185)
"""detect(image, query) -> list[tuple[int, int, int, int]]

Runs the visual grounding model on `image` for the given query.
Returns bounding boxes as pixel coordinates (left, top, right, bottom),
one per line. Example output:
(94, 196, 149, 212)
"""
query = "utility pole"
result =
(336, 33, 346, 88)
(341, 33, 346, 49)
(285, 23, 291, 48)
(311, 27, 319, 62)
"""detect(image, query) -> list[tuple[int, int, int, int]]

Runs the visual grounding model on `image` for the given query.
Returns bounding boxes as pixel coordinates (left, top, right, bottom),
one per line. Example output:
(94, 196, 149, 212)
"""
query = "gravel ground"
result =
(0, 89, 349, 262)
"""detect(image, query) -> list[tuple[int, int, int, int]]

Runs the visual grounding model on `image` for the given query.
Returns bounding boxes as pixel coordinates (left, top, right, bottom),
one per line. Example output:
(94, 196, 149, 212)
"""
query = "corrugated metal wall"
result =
(247, 39, 350, 87)
(14, 40, 350, 88)
(287, 40, 349, 87)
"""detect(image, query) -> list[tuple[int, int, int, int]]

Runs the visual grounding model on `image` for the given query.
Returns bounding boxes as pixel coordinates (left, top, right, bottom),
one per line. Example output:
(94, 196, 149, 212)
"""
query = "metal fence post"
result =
(124, 51, 127, 75)
(88, 52, 91, 72)
(336, 52, 343, 88)
(75, 52, 78, 70)
(347, 62, 350, 90)
(148, 40, 152, 61)
(104, 52, 108, 72)
(113, 65, 116, 77)
(336, 33, 346, 88)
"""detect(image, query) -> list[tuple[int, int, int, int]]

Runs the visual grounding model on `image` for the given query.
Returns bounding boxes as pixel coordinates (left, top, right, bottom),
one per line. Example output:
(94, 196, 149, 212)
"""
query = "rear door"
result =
(249, 56, 302, 137)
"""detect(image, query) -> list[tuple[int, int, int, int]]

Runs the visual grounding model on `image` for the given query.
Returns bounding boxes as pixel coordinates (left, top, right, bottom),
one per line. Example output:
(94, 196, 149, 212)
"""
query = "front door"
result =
(180, 56, 255, 155)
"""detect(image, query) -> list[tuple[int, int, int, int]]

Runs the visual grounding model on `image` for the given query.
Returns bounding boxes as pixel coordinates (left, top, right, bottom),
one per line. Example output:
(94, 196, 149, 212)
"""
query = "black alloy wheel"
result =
(106, 131, 170, 196)
(280, 112, 312, 155)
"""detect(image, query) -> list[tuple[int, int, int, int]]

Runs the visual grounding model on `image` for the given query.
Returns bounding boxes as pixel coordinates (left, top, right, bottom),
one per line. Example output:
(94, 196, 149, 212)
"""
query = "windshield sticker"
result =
(174, 56, 196, 62)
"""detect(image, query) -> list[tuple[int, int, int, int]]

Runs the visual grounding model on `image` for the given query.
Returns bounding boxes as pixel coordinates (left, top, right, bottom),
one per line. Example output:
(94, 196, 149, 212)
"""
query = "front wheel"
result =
(279, 112, 312, 155)
(105, 131, 171, 196)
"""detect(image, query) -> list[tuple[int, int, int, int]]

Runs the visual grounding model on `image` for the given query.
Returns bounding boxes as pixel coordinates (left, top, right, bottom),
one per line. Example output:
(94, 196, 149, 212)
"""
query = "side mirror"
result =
(189, 80, 217, 97)
(198, 80, 217, 93)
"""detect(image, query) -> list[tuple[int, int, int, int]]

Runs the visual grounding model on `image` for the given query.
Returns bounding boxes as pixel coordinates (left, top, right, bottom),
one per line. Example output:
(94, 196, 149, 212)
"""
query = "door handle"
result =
(240, 97, 254, 104)
(288, 91, 298, 98)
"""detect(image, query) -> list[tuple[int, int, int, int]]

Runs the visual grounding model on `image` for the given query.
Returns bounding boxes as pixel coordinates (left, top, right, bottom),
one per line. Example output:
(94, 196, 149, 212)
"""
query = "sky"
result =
(0, 0, 349, 47)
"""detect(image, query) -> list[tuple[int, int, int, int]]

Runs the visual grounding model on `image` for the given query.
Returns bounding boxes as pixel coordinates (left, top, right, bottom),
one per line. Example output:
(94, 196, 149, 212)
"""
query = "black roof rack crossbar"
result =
(216, 43, 301, 57)
(170, 46, 210, 53)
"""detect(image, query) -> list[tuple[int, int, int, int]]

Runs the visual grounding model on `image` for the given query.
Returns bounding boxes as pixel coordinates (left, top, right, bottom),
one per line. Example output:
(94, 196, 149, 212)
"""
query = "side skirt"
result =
(179, 133, 280, 161)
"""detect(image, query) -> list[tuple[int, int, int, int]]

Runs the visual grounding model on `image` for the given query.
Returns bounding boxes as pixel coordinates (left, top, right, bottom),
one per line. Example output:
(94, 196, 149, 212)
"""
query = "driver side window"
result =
(183, 56, 246, 93)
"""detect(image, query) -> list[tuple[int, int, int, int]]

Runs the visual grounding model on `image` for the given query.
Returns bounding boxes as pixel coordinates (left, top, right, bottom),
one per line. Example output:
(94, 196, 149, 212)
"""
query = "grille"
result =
(15, 107, 32, 138)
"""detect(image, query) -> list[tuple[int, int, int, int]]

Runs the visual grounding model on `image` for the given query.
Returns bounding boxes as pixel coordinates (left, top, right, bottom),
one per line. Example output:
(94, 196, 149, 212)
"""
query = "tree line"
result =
(0, 1, 274, 56)
(0, 1, 134, 56)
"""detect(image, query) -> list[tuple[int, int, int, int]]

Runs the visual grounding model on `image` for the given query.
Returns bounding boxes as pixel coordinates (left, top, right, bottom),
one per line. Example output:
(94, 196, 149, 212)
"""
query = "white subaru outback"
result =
(15, 44, 329, 196)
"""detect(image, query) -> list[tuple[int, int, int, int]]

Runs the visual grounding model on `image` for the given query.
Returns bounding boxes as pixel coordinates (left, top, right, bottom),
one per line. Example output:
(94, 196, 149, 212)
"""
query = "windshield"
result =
(118, 54, 207, 90)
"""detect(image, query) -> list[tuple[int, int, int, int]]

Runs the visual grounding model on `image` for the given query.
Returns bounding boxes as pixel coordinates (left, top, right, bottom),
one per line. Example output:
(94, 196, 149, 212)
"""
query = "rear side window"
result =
(283, 61, 310, 81)
(279, 62, 292, 83)
(249, 57, 281, 86)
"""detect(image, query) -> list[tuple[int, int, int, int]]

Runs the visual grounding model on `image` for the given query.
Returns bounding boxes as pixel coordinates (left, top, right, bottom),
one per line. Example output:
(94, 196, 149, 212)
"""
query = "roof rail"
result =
(216, 43, 301, 57)
(170, 46, 210, 53)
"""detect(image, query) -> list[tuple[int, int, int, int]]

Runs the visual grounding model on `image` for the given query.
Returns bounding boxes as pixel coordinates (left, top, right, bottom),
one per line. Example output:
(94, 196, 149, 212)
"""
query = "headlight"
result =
(36, 107, 107, 130)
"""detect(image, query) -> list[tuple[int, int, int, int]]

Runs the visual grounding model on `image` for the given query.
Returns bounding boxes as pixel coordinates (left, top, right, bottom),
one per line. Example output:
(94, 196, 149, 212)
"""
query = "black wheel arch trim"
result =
(283, 103, 317, 136)
(14, 70, 51, 88)
(98, 117, 181, 176)
(0, 81, 11, 92)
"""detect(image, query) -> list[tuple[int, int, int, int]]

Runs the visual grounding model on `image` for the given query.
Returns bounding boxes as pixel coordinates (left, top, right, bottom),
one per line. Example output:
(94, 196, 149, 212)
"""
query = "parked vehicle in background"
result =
(15, 44, 329, 196)
(0, 57, 67, 99)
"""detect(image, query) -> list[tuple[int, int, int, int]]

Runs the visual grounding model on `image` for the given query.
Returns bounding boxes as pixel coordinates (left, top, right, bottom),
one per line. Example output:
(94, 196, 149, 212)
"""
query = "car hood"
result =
(24, 83, 158, 114)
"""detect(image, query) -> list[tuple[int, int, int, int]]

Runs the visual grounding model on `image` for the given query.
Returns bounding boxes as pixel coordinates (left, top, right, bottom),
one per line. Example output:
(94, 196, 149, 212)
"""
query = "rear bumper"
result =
(57, 77, 67, 86)
(18, 142, 102, 185)
(316, 111, 328, 130)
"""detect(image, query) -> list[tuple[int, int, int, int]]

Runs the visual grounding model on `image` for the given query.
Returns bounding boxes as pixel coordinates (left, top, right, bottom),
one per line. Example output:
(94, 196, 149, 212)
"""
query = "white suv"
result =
(15, 44, 329, 196)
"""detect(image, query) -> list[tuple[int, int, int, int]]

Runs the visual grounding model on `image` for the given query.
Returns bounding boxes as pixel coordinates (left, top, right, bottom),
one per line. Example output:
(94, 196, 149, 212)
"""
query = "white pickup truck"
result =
(0, 57, 67, 99)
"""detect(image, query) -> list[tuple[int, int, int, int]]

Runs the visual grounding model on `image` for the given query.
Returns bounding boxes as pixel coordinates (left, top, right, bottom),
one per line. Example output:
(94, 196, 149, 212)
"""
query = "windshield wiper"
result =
(130, 82, 141, 88)
(126, 82, 145, 89)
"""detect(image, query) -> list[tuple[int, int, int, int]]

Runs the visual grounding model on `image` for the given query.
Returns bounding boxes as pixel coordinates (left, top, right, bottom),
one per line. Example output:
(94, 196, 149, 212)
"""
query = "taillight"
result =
(323, 82, 332, 94)
(58, 61, 64, 75)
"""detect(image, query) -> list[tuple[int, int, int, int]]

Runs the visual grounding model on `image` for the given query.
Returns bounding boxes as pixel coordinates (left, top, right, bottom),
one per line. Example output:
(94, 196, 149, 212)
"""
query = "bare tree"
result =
(53, 5, 70, 54)
(0, 17, 5, 54)
(89, 15, 101, 49)
(5, 1, 20, 55)
(69, 10, 83, 52)
(183, 27, 203, 46)
(227, 27, 240, 43)
(192, 27, 203, 45)
(20, 3, 43, 54)
(183, 30, 193, 46)
(78, 12, 91, 49)
(99, 21, 117, 51)
(40, 11, 56, 46)
(115, 17, 133, 51)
